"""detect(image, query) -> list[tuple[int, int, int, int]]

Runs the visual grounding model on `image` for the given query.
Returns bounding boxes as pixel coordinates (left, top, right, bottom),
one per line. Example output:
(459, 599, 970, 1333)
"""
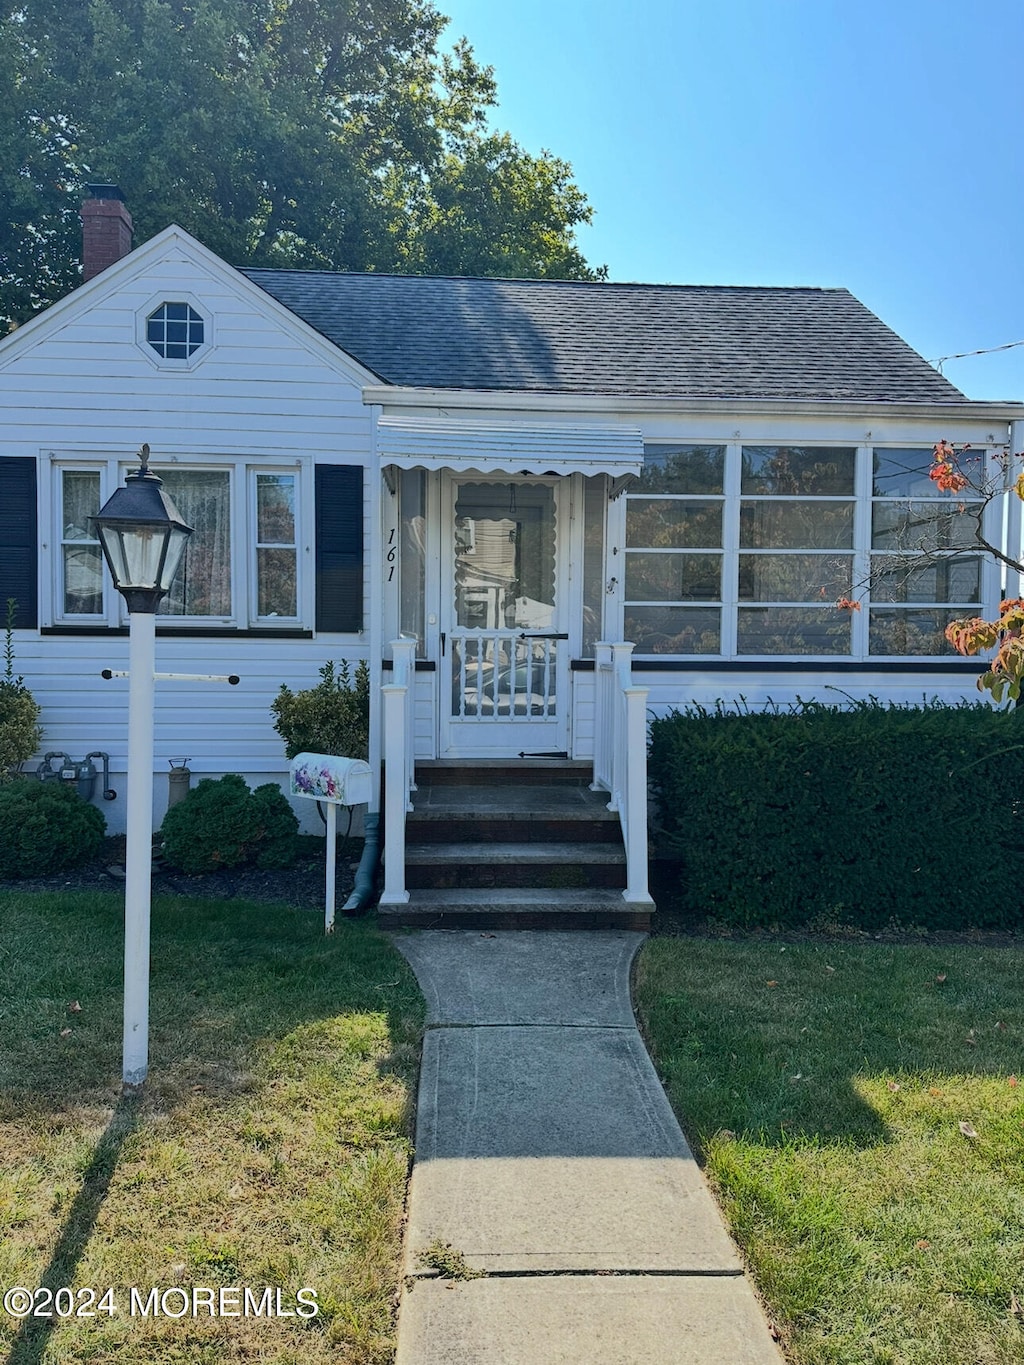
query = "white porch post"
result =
(1009, 421, 1024, 601)
(379, 682, 410, 905)
(622, 683, 653, 905)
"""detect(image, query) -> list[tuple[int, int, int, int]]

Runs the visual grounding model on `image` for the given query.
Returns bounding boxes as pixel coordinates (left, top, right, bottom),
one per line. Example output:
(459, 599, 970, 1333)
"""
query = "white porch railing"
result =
(592, 642, 653, 906)
(379, 638, 417, 906)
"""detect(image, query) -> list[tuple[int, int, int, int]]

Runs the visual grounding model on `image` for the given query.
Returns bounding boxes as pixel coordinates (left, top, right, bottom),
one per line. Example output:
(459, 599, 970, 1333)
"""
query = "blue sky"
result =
(439, 0, 1023, 403)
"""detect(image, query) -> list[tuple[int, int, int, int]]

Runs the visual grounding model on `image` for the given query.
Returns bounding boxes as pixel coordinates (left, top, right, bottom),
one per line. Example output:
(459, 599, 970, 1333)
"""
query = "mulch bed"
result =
(0, 835, 359, 912)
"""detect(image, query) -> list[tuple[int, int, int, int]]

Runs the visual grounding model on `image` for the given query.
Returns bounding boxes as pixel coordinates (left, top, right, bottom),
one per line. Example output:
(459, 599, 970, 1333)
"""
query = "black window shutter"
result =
(315, 464, 363, 632)
(0, 457, 37, 628)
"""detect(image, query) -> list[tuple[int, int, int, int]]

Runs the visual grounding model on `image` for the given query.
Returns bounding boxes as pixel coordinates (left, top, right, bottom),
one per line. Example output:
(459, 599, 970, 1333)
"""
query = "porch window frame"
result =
(621, 442, 1002, 662)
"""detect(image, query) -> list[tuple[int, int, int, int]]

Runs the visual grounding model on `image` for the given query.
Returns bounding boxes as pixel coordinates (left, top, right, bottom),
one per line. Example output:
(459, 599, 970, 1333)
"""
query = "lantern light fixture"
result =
(91, 444, 192, 613)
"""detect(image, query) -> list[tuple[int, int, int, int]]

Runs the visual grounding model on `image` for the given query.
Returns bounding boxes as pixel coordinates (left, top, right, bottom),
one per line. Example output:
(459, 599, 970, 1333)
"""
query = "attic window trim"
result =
(136, 292, 212, 370)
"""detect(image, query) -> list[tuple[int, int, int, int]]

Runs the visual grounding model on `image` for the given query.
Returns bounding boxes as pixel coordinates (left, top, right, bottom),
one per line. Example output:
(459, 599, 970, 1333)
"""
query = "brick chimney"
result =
(81, 184, 134, 280)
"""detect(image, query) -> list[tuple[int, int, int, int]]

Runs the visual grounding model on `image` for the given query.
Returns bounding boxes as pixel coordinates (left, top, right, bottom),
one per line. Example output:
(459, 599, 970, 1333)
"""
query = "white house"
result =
(2, 190, 1021, 921)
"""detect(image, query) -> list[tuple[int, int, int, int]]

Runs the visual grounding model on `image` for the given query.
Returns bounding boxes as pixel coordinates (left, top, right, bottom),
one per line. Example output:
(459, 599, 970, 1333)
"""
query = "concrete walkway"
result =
(391, 930, 784, 1365)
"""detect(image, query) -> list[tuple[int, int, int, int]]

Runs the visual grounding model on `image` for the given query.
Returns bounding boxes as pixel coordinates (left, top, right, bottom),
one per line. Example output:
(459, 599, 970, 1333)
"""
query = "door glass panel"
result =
(450, 481, 558, 724)
(453, 482, 555, 630)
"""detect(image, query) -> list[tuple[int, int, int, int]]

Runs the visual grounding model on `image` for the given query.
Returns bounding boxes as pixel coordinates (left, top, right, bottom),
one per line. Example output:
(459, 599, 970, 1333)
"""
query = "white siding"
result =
(637, 668, 991, 717)
(1, 238, 378, 832)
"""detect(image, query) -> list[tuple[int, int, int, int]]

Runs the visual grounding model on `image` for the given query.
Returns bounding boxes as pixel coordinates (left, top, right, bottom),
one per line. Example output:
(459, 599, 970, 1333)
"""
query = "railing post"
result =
(607, 642, 634, 812)
(621, 684, 653, 905)
(591, 643, 612, 792)
(378, 682, 410, 905)
(391, 637, 417, 809)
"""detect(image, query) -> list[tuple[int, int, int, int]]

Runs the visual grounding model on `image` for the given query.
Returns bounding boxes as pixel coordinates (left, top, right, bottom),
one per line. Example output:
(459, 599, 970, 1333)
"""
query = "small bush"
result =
(650, 699, 1024, 932)
(250, 783, 301, 869)
(271, 660, 369, 761)
(0, 780, 105, 877)
(0, 598, 42, 781)
(160, 774, 299, 874)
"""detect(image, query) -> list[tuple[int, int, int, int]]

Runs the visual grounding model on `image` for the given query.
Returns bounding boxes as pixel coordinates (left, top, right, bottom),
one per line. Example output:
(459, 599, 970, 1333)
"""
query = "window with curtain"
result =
(51, 459, 313, 628)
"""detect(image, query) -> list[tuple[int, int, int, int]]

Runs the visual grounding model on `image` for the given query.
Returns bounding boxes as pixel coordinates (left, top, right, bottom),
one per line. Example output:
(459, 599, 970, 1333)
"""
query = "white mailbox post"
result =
(289, 753, 372, 932)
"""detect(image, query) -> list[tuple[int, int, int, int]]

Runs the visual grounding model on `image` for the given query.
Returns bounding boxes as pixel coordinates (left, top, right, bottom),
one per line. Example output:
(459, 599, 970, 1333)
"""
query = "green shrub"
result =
(160, 774, 298, 874)
(0, 780, 105, 877)
(649, 699, 1024, 932)
(250, 783, 301, 869)
(0, 598, 42, 781)
(271, 660, 369, 761)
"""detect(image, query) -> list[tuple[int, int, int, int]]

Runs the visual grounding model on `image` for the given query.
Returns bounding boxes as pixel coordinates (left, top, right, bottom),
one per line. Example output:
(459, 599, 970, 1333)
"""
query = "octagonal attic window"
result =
(146, 302, 205, 360)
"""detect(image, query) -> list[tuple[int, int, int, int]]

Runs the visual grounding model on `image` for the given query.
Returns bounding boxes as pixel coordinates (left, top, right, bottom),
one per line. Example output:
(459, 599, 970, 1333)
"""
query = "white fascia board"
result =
(361, 384, 1023, 427)
(0, 225, 382, 389)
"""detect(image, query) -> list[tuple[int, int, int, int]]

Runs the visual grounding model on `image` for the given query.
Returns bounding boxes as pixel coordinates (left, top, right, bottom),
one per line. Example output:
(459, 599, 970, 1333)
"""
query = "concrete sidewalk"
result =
(391, 930, 784, 1365)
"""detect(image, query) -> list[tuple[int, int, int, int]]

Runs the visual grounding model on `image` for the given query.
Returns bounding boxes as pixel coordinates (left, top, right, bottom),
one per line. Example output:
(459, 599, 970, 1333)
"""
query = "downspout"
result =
(342, 810, 379, 914)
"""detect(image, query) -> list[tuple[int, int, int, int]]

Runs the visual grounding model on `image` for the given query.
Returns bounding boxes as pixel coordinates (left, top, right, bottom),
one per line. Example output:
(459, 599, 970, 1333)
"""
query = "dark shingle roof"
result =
(240, 270, 966, 403)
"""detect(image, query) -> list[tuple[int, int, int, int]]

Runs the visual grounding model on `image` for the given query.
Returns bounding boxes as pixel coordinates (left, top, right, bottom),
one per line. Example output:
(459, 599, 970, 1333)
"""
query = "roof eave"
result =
(361, 385, 1022, 424)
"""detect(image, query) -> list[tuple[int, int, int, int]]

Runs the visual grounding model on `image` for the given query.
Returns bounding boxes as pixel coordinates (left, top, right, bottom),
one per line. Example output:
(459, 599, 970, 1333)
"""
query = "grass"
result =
(0, 890, 424, 1365)
(634, 936, 1024, 1365)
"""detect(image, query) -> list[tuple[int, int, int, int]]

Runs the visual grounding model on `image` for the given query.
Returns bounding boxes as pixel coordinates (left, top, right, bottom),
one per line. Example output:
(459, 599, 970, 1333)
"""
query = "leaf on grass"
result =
(1010, 1293, 1023, 1317)
(936, 973, 947, 984)
(958, 1120, 979, 1139)
(825, 965, 836, 974)
(965, 1031, 976, 1047)
(996, 1021, 1007, 1032)
(916, 1239, 931, 1251)
(59, 1027, 72, 1038)
(1009, 1076, 1019, 1088)
(887, 1080, 901, 1093)
(67, 1000, 82, 1013)
(928, 1087, 944, 1097)
(766, 980, 778, 988)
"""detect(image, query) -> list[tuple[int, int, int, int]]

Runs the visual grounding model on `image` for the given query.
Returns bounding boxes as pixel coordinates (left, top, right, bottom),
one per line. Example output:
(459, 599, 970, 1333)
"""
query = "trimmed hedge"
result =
(649, 700, 1024, 931)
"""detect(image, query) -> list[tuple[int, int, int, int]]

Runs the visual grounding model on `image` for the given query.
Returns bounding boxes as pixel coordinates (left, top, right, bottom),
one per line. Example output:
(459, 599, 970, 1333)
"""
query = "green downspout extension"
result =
(342, 810, 380, 915)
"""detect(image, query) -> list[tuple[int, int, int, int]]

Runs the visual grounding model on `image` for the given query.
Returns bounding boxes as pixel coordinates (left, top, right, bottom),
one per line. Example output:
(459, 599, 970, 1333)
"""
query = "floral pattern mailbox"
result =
(290, 753, 371, 806)
(289, 753, 372, 932)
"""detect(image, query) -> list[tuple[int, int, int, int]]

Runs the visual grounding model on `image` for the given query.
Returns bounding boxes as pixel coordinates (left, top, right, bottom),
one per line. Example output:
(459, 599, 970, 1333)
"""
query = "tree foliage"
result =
(0, 0, 602, 330)
(860, 441, 1024, 705)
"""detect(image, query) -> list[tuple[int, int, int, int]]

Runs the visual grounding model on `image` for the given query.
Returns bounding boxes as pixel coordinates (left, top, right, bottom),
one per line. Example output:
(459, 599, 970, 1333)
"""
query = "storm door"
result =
(439, 476, 569, 757)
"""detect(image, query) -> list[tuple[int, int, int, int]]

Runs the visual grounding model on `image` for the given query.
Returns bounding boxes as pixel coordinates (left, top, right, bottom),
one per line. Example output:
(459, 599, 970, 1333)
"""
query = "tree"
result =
(836, 441, 1024, 704)
(0, 0, 603, 331)
(928, 441, 1024, 704)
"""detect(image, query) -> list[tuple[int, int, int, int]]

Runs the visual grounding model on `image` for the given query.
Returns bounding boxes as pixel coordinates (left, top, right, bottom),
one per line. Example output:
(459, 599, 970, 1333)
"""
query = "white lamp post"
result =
(92, 445, 192, 1086)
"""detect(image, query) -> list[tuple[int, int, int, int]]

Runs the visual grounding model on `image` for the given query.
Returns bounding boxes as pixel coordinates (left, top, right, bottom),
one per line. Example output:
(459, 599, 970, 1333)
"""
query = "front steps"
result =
(377, 761, 652, 931)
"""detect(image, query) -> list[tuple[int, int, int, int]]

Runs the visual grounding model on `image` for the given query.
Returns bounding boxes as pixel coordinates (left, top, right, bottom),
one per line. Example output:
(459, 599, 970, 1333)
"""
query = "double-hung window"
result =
(51, 457, 306, 628)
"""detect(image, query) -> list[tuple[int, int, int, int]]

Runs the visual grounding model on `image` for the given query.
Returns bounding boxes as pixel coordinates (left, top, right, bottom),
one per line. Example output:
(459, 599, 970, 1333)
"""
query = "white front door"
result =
(439, 475, 569, 757)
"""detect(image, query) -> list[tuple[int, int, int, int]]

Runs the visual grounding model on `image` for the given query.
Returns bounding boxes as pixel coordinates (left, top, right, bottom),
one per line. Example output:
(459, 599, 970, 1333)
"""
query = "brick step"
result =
(376, 888, 651, 932)
(405, 841, 626, 890)
(408, 785, 619, 847)
(415, 760, 593, 788)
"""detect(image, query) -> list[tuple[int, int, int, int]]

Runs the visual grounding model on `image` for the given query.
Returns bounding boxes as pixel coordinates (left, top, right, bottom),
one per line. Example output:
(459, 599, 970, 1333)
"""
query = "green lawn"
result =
(635, 936, 1024, 1365)
(0, 891, 424, 1365)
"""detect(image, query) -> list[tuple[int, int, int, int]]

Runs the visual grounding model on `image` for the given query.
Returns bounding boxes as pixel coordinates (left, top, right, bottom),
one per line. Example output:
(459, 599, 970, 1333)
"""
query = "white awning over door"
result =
(376, 414, 644, 477)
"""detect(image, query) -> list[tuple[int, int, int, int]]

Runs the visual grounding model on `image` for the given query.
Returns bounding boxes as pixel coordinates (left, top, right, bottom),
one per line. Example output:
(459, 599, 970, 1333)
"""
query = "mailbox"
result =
(289, 753, 372, 806)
